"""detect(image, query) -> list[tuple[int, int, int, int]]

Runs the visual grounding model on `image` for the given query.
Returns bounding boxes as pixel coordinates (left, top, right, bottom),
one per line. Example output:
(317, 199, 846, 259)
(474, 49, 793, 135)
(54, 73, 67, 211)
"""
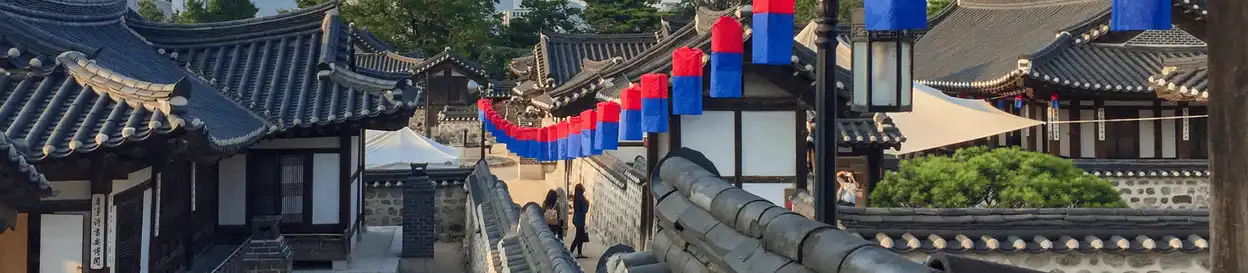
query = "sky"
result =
(171, 0, 298, 16)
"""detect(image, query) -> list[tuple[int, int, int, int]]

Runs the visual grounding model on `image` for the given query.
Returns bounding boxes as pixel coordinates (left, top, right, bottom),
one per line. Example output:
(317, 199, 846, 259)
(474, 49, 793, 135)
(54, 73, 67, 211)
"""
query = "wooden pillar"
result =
(87, 154, 116, 273)
(1070, 99, 1082, 157)
(795, 110, 809, 191)
(338, 132, 352, 233)
(1207, 0, 1248, 271)
(1154, 100, 1164, 158)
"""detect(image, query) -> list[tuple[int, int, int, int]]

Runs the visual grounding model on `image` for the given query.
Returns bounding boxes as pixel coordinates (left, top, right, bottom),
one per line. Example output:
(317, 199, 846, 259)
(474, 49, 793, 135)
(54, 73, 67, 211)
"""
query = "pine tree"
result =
(137, 0, 169, 22)
(671, 0, 742, 19)
(583, 0, 663, 34)
(175, 0, 258, 23)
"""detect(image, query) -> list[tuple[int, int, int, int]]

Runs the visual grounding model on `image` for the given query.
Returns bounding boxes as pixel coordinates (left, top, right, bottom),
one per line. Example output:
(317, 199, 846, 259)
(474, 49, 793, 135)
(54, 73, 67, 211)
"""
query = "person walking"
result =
(570, 184, 590, 258)
(542, 190, 563, 238)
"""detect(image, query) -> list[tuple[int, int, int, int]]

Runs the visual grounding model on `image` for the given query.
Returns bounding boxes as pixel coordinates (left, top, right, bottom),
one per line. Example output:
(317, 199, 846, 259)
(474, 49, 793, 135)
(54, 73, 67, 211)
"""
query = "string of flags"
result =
(481, 0, 946, 161)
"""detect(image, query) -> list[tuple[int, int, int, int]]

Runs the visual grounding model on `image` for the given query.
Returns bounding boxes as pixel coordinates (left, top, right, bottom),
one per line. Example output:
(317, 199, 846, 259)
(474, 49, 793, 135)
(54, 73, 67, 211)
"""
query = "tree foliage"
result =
(501, 0, 586, 48)
(176, 0, 259, 23)
(583, 0, 663, 34)
(869, 147, 1126, 208)
(137, 0, 169, 22)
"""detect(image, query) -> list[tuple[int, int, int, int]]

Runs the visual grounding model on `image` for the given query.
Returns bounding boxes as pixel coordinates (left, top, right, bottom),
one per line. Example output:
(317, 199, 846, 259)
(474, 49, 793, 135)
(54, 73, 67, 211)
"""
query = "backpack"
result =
(545, 209, 560, 225)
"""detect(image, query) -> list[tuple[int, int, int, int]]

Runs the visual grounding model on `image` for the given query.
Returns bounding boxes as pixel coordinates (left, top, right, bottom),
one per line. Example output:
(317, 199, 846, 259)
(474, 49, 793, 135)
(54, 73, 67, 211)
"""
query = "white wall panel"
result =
(1162, 110, 1177, 158)
(312, 154, 341, 224)
(741, 111, 796, 176)
(680, 111, 736, 175)
(218, 155, 247, 226)
(1080, 109, 1096, 158)
(40, 214, 84, 273)
(45, 181, 89, 200)
(141, 189, 152, 273)
(1059, 109, 1071, 157)
(1139, 110, 1156, 158)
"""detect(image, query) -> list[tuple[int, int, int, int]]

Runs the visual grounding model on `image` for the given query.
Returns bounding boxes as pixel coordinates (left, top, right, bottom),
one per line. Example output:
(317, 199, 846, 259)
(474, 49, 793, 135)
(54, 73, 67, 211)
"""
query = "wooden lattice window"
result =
(279, 155, 305, 223)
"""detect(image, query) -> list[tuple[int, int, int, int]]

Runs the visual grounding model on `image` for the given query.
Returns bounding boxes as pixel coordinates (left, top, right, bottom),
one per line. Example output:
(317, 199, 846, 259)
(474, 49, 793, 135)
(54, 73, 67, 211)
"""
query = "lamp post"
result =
(813, 0, 840, 224)
(816, 4, 920, 224)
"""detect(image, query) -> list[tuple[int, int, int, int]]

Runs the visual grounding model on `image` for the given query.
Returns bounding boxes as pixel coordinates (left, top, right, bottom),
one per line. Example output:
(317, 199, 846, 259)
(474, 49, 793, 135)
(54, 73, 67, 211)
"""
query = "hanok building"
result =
(349, 28, 505, 147)
(913, 0, 1211, 210)
(519, 8, 904, 210)
(0, 1, 421, 272)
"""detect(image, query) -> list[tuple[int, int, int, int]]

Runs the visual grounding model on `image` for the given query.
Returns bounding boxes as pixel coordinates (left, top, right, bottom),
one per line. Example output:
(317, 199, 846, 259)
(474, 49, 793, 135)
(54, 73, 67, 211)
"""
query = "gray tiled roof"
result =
(410, 48, 490, 80)
(839, 207, 1210, 254)
(1029, 44, 1203, 96)
(914, 0, 1110, 90)
(354, 52, 423, 74)
(126, 3, 420, 133)
(0, 133, 51, 224)
(1073, 159, 1209, 177)
(1174, 0, 1208, 20)
(538, 32, 658, 86)
(1151, 55, 1207, 102)
(0, 0, 275, 159)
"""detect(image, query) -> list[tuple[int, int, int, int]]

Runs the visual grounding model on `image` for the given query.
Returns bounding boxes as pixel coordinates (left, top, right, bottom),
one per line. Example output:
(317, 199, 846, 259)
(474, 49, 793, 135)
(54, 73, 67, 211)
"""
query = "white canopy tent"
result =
(796, 22, 1043, 155)
(365, 128, 462, 170)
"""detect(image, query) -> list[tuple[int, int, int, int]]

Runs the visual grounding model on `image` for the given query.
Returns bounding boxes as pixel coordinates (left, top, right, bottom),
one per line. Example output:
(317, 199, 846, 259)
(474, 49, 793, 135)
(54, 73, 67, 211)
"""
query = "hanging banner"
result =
(581, 109, 600, 156)
(710, 16, 744, 98)
(619, 86, 644, 140)
(595, 102, 621, 150)
(1110, 0, 1171, 31)
(671, 47, 705, 115)
(752, 0, 795, 65)
(557, 121, 569, 160)
(864, 0, 928, 31)
(641, 73, 670, 133)
(567, 116, 583, 159)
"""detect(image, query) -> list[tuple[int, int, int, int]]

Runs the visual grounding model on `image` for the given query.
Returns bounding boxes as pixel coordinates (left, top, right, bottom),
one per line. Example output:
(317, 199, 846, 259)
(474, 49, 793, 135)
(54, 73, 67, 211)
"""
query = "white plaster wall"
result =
(112, 168, 151, 195)
(40, 214, 84, 273)
(250, 137, 340, 149)
(680, 111, 735, 175)
(1080, 109, 1096, 158)
(1140, 109, 1156, 158)
(140, 189, 151, 273)
(741, 111, 796, 176)
(742, 183, 787, 206)
(312, 154, 341, 225)
(45, 181, 89, 200)
(218, 155, 248, 226)
(1162, 109, 1177, 158)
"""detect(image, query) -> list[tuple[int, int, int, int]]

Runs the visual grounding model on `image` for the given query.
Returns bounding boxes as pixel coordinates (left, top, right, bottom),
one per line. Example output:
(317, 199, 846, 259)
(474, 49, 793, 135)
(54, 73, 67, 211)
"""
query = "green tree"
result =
(176, 0, 258, 23)
(277, 0, 332, 13)
(583, 0, 663, 34)
(339, 0, 507, 76)
(501, 0, 585, 48)
(869, 147, 1126, 208)
(137, 0, 169, 22)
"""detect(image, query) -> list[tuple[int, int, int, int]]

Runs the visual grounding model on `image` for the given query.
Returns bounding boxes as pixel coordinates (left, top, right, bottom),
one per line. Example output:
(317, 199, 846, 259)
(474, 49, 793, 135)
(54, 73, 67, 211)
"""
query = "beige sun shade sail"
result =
(796, 21, 1043, 155)
(888, 84, 1043, 155)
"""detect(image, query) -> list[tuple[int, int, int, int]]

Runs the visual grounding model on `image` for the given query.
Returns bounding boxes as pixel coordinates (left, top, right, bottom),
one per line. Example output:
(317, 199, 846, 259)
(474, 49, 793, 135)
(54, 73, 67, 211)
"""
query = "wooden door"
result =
(114, 185, 144, 273)
(0, 213, 27, 272)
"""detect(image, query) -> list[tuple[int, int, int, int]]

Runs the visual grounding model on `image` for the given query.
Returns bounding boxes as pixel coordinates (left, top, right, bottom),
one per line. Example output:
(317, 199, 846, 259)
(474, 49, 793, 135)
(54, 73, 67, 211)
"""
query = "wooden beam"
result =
(1207, 0, 1248, 271)
(795, 110, 808, 191)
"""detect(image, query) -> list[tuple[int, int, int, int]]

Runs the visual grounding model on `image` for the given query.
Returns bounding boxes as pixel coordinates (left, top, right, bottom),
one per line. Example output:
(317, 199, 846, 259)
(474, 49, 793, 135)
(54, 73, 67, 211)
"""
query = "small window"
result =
(279, 155, 306, 223)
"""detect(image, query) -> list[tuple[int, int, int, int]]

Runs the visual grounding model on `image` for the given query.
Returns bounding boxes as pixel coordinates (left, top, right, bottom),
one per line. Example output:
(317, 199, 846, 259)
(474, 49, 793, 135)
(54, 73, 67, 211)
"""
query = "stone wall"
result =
(897, 252, 1209, 273)
(1105, 176, 1210, 209)
(364, 181, 469, 241)
(434, 120, 486, 146)
(463, 163, 583, 273)
(567, 155, 647, 249)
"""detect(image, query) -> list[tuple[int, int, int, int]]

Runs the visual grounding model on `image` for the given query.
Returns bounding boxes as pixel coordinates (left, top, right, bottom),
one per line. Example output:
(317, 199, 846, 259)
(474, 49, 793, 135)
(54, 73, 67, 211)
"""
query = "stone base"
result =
(242, 236, 295, 273)
(517, 162, 545, 180)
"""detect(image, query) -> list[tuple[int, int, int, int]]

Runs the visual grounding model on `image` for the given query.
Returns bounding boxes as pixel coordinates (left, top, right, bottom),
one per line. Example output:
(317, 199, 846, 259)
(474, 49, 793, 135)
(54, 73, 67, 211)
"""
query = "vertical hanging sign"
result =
(90, 194, 107, 269)
(107, 200, 116, 268)
(710, 16, 744, 98)
(1182, 107, 1190, 141)
(1097, 108, 1106, 141)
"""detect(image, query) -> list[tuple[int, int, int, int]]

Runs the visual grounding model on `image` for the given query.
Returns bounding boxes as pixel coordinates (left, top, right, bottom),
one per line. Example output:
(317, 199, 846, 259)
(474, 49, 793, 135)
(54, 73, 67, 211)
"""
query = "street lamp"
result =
(850, 9, 917, 113)
(812, 0, 841, 224)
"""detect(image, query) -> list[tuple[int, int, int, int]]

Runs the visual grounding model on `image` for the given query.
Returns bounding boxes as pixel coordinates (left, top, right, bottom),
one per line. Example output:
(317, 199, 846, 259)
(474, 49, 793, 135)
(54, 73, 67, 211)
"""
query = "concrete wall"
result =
(363, 183, 468, 241)
(1106, 176, 1209, 209)
(897, 252, 1209, 273)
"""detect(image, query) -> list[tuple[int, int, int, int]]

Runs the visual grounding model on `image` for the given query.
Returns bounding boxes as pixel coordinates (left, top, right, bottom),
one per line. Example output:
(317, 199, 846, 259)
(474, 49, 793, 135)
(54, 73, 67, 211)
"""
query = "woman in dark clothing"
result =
(542, 190, 562, 238)
(570, 184, 590, 258)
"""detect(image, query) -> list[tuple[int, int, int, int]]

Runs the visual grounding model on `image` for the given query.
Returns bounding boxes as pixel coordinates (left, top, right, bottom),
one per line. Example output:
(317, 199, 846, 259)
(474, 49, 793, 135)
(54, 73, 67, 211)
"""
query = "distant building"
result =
(498, 0, 588, 30)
